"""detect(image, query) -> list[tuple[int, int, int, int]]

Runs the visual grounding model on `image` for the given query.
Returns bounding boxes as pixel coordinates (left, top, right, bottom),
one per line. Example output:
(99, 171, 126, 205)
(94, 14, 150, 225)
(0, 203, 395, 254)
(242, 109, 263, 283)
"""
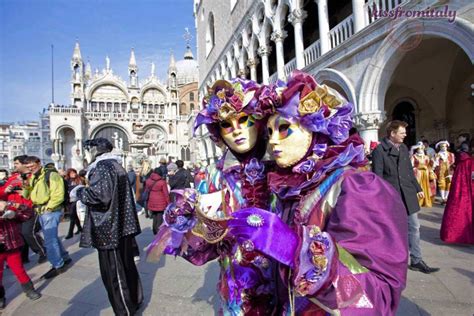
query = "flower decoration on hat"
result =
(276, 70, 352, 145)
(194, 78, 282, 139)
(194, 79, 259, 131)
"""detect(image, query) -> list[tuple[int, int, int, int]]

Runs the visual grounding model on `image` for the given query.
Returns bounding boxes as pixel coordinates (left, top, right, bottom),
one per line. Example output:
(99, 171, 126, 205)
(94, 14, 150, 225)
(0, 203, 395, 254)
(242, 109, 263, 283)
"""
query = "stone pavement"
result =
(1, 205, 472, 316)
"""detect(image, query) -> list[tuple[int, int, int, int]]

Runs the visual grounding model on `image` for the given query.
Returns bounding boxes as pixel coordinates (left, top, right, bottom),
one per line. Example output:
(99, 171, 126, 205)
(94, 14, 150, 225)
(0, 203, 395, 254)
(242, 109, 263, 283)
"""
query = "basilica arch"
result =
(55, 125, 77, 170)
(91, 124, 130, 151)
(87, 81, 129, 102)
(140, 83, 167, 115)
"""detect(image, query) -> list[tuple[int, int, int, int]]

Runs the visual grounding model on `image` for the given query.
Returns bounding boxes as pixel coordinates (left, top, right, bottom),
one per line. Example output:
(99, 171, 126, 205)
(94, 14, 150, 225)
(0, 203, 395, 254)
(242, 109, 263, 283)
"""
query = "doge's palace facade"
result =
(191, 0, 473, 161)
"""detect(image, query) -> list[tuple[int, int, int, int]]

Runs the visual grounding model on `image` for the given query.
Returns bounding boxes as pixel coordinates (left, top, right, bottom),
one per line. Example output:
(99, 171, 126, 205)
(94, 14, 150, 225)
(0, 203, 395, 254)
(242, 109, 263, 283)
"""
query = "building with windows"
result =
(49, 40, 198, 170)
(192, 0, 473, 162)
(0, 120, 53, 170)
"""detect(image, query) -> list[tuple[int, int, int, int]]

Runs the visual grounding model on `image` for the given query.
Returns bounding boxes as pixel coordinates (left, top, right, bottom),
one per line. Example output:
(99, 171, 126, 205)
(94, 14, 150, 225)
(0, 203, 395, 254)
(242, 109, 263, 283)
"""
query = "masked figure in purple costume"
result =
(229, 71, 409, 315)
(147, 78, 278, 315)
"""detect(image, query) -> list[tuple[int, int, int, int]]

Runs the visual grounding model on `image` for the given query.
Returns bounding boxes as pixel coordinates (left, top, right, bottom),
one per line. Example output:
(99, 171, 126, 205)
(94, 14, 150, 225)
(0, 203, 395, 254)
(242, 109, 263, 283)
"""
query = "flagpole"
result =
(51, 44, 55, 104)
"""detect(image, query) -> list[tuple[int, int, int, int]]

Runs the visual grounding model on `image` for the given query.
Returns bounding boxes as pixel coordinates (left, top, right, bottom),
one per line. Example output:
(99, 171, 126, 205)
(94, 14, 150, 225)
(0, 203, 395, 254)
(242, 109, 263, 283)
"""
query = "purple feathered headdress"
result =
(275, 70, 353, 145)
(193, 78, 281, 142)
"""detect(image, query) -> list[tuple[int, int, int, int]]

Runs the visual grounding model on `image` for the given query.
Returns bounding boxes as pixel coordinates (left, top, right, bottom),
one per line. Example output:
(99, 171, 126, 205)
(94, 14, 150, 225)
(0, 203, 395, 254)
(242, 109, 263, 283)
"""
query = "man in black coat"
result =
(71, 138, 143, 315)
(372, 120, 439, 274)
(168, 160, 192, 190)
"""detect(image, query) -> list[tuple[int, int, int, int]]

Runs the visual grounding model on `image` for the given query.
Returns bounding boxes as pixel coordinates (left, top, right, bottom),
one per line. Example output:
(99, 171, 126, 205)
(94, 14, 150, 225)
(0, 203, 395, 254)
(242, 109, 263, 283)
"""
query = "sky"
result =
(0, 0, 196, 122)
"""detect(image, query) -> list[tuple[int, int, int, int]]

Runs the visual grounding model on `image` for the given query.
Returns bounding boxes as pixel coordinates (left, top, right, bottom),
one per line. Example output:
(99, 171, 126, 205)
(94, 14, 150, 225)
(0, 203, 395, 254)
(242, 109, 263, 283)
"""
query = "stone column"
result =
(230, 60, 237, 78)
(75, 138, 81, 155)
(271, 30, 288, 80)
(246, 58, 259, 81)
(354, 111, 386, 146)
(257, 46, 272, 84)
(53, 139, 59, 154)
(317, 0, 330, 54)
(238, 49, 246, 79)
(288, 9, 307, 69)
(58, 137, 64, 156)
(352, 0, 366, 33)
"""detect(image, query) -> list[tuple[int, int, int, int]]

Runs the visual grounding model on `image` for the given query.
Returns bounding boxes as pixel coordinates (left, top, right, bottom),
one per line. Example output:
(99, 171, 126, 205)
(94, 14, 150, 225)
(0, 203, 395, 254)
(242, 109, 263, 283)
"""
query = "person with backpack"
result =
(144, 168, 169, 235)
(23, 156, 72, 279)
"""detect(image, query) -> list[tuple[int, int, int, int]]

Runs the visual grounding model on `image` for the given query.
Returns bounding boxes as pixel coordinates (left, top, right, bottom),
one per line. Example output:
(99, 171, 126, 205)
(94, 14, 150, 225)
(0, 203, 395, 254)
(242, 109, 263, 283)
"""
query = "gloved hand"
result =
(228, 207, 299, 267)
(69, 185, 85, 202)
(1, 210, 16, 220)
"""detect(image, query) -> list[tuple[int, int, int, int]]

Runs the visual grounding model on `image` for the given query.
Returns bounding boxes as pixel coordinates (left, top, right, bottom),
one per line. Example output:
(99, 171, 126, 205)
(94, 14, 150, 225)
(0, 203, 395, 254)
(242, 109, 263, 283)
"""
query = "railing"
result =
(49, 107, 82, 114)
(268, 72, 279, 84)
(284, 58, 297, 78)
(329, 15, 354, 49)
(304, 39, 321, 67)
(364, 0, 406, 24)
(83, 111, 188, 122)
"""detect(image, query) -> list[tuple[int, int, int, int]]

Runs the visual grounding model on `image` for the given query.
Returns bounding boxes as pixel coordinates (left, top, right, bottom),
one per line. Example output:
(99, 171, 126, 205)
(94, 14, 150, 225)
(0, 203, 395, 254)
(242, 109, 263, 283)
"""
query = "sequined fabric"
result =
(78, 158, 141, 250)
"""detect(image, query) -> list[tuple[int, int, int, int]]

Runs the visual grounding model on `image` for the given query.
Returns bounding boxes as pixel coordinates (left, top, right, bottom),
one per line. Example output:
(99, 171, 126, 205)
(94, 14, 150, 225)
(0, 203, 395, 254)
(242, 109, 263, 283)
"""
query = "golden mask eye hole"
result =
(220, 121, 231, 128)
(279, 124, 290, 133)
(238, 115, 248, 124)
(268, 128, 273, 135)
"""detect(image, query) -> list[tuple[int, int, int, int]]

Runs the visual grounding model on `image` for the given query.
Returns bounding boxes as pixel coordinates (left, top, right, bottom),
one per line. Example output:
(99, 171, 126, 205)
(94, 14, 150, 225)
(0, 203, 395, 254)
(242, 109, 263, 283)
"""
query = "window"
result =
(189, 92, 195, 101)
(206, 12, 215, 56)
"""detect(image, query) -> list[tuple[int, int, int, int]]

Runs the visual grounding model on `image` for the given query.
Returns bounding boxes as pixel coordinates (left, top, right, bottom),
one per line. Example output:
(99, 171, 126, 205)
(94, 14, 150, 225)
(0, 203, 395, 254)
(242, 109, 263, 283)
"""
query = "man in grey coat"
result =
(372, 120, 439, 274)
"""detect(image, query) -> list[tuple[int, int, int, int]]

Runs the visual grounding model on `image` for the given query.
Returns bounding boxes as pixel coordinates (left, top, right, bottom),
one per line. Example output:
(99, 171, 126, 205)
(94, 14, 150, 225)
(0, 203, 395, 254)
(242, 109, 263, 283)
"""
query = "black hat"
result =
(83, 138, 113, 153)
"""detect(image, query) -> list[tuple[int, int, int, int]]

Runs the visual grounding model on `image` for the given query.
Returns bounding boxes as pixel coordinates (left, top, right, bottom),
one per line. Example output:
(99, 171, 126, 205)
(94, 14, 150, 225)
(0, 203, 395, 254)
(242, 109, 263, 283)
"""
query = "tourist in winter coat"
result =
(145, 168, 169, 235)
(0, 200, 41, 309)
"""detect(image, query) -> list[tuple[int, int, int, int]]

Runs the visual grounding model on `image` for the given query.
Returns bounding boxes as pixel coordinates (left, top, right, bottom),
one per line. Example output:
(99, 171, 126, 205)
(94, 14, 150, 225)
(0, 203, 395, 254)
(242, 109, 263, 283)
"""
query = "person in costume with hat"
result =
(70, 138, 143, 315)
(147, 78, 280, 314)
(433, 140, 455, 204)
(228, 71, 409, 315)
(410, 141, 436, 207)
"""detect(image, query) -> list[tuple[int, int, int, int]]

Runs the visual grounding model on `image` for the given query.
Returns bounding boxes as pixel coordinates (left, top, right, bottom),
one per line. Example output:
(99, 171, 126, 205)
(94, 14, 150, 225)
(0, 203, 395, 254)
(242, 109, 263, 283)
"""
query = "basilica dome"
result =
(175, 47, 198, 85)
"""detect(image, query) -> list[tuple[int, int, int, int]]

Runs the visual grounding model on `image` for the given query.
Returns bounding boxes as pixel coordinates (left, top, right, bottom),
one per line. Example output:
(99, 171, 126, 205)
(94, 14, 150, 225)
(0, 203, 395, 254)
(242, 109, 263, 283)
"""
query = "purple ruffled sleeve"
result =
(295, 171, 408, 315)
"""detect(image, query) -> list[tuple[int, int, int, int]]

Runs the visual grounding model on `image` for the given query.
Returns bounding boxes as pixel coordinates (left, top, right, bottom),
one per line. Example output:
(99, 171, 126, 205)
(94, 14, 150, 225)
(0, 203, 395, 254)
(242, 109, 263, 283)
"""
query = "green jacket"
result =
(24, 168, 64, 213)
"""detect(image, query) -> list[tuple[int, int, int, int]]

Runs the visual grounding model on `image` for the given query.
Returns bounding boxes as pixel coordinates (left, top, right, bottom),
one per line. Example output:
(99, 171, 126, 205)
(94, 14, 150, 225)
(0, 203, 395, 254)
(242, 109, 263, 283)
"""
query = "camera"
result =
(12, 186, 22, 191)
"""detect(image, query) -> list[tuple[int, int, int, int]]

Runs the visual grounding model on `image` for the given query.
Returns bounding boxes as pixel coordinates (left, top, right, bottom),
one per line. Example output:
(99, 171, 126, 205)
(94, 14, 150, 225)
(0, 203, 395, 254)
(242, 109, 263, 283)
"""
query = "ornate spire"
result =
(168, 49, 177, 72)
(129, 48, 137, 68)
(72, 40, 82, 61)
(85, 59, 92, 79)
(105, 55, 111, 71)
(150, 62, 156, 77)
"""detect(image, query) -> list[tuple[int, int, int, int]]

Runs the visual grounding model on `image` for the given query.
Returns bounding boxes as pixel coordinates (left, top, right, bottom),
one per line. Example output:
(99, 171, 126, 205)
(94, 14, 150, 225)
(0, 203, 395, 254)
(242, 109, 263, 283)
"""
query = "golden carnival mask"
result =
(267, 114, 313, 168)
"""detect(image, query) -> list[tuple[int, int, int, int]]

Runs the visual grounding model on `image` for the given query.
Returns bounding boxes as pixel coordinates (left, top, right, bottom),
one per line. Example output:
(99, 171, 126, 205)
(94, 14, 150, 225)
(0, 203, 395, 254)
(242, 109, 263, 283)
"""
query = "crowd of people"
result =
(0, 70, 472, 315)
